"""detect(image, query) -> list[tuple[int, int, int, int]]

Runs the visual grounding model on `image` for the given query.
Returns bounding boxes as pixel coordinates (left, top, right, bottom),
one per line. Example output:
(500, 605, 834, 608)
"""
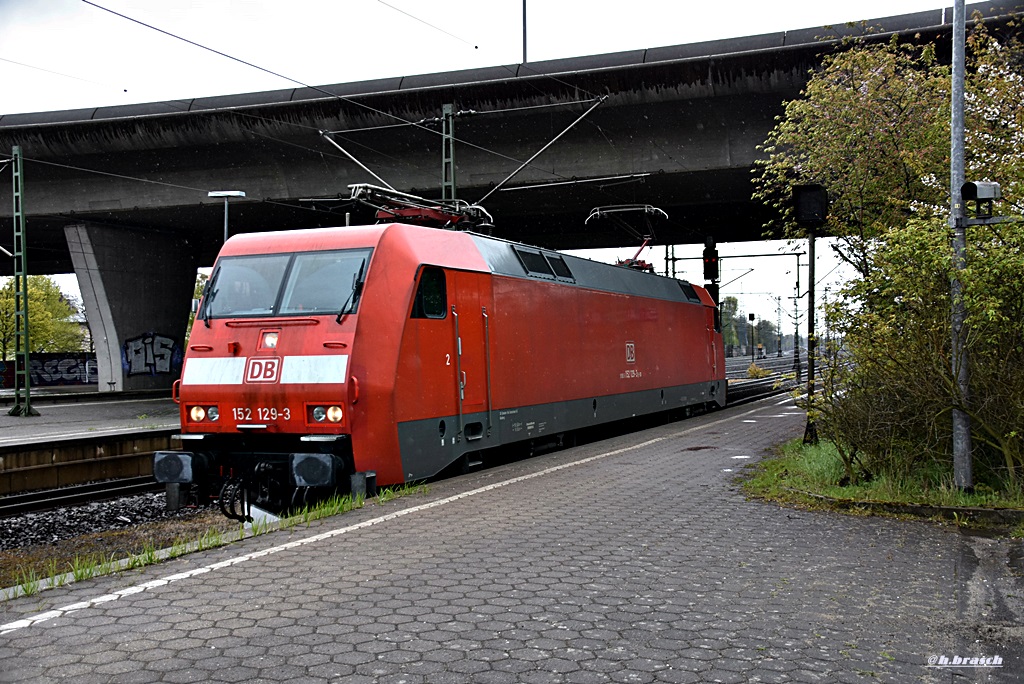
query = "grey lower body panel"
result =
(395, 379, 725, 482)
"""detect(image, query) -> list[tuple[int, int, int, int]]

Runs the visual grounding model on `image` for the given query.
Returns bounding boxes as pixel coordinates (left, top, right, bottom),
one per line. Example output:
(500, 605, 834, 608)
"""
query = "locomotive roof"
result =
(467, 231, 711, 307)
(219, 223, 712, 307)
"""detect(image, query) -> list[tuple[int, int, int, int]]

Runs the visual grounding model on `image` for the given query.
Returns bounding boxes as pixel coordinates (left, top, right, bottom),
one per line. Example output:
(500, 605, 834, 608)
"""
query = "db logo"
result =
(625, 342, 636, 364)
(245, 357, 280, 383)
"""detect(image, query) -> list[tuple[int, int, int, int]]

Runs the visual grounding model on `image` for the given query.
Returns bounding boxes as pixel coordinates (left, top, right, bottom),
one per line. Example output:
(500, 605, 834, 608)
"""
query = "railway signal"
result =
(702, 238, 719, 283)
(793, 183, 828, 446)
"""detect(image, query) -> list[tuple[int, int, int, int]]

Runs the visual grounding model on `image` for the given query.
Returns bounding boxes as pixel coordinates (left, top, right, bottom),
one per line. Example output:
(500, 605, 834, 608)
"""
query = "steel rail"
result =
(0, 476, 162, 518)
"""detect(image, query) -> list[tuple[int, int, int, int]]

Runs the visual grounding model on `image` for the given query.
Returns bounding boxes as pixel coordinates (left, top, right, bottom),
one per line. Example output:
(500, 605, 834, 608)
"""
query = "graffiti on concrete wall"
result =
(0, 354, 99, 387)
(121, 332, 183, 377)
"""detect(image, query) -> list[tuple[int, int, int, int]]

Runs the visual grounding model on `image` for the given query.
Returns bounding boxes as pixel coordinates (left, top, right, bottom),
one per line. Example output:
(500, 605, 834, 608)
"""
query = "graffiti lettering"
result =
(1, 354, 99, 387)
(121, 333, 183, 376)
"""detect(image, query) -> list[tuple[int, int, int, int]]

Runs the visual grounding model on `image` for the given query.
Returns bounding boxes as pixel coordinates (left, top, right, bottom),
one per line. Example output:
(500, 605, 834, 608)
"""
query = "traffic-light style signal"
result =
(703, 246, 719, 282)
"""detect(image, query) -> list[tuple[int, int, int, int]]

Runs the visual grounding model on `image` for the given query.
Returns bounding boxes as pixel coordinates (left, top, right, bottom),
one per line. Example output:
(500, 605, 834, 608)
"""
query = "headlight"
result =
(326, 406, 343, 423)
(312, 406, 326, 422)
(206, 406, 220, 422)
(189, 406, 206, 422)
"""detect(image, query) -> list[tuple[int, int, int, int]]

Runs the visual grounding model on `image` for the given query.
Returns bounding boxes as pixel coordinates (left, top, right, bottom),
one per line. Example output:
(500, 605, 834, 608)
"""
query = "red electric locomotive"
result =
(154, 222, 725, 518)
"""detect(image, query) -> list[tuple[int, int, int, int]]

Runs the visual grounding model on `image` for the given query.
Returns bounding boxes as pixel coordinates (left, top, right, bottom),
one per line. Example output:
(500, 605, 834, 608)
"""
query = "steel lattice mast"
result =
(8, 146, 38, 417)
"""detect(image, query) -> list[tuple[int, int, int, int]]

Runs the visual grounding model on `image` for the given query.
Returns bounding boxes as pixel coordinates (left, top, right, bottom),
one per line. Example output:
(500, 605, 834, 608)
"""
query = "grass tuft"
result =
(743, 439, 1024, 516)
(16, 569, 40, 597)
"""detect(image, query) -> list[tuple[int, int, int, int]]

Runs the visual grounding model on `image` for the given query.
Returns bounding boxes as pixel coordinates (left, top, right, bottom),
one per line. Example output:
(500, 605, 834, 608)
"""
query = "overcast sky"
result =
(0, 0, 978, 327)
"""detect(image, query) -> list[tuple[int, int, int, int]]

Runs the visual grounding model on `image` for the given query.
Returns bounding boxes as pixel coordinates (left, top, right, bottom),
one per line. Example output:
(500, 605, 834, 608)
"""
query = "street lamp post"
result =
(208, 190, 246, 243)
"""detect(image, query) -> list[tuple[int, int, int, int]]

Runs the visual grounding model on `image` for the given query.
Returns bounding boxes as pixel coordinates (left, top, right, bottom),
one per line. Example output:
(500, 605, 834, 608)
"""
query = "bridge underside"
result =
(20, 167, 768, 274)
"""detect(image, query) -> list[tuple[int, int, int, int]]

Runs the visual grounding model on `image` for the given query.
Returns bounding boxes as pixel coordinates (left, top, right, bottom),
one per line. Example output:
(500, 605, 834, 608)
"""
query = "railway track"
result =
(727, 375, 796, 405)
(0, 476, 163, 518)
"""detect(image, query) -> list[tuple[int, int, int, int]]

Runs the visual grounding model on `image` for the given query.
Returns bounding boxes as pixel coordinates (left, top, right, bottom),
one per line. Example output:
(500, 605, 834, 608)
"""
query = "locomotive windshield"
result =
(201, 248, 372, 320)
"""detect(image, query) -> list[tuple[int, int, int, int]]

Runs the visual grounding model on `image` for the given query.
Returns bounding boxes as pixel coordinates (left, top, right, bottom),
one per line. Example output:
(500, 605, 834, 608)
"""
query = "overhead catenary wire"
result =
(319, 133, 397, 191)
(20, 156, 341, 219)
(25, 156, 210, 194)
(0, 56, 128, 92)
(80, 1, 613, 196)
(476, 95, 607, 205)
(375, 0, 478, 49)
(80, 1, 530, 172)
(324, 99, 599, 135)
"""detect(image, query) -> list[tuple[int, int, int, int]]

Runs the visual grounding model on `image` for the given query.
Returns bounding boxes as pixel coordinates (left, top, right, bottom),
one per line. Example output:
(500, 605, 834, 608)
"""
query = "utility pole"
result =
(442, 103, 456, 201)
(804, 227, 818, 443)
(522, 0, 527, 64)
(792, 253, 801, 381)
(8, 146, 39, 417)
(776, 296, 782, 357)
(950, 0, 973, 490)
(664, 244, 681, 278)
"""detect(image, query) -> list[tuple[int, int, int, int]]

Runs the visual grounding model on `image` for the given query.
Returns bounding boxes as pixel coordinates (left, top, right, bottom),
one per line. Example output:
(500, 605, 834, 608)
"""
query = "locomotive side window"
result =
(279, 248, 372, 315)
(513, 246, 555, 278)
(411, 267, 447, 319)
(678, 282, 702, 303)
(546, 255, 574, 281)
(201, 254, 291, 318)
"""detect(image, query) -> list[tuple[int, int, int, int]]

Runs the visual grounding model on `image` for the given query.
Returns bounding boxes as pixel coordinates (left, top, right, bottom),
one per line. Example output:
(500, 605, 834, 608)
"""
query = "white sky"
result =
(0, 0, 972, 326)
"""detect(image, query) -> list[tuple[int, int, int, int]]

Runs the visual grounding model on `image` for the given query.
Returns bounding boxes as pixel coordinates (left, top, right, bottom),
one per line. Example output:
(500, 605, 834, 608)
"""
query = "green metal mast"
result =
(442, 104, 456, 201)
(8, 146, 38, 416)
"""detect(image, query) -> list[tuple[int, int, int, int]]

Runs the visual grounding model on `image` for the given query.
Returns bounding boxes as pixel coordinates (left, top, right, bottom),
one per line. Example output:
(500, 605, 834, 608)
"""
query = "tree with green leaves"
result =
(753, 34, 950, 277)
(753, 25, 1024, 491)
(184, 271, 209, 344)
(0, 276, 85, 359)
(719, 296, 741, 348)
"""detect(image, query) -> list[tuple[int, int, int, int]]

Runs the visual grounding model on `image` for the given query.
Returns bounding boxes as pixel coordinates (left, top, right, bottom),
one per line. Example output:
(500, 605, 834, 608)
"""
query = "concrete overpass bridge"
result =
(0, 1, 1019, 393)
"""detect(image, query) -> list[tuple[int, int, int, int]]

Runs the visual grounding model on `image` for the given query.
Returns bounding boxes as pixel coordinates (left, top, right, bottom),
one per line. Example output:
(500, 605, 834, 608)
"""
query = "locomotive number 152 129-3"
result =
(232, 407, 292, 421)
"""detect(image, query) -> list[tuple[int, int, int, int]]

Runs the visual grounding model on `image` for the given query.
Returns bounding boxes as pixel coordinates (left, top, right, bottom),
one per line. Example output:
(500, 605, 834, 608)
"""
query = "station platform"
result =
(0, 390, 178, 448)
(0, 395, 1021, 683)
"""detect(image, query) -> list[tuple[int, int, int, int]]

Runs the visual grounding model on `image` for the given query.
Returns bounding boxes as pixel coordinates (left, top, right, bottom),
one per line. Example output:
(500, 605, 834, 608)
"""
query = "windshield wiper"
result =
(200, 272, 220, 328)
(336, 259, 366, 324)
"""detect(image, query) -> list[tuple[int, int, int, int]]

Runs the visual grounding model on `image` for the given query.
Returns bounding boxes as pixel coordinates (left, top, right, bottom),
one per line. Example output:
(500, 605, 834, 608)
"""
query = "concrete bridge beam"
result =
(65, 223, 199, 392)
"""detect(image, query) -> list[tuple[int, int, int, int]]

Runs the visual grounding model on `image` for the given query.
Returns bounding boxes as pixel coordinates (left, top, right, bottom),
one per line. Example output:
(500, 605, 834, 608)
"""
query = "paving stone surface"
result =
(1, 396, 1022, 683)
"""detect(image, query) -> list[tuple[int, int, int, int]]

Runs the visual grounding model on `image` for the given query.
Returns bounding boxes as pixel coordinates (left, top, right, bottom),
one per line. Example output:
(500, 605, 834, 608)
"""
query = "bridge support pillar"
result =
(65, 223, 199, 392)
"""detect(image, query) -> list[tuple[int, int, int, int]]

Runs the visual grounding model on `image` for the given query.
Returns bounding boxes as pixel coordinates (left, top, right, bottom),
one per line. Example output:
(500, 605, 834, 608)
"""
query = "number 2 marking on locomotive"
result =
(446, 354, 451, 366)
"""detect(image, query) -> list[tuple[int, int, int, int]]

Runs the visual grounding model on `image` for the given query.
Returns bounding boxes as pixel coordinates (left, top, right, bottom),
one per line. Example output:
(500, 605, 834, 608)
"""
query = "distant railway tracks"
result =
(727, 376, 794, 405)
(0, 475, 163, 518)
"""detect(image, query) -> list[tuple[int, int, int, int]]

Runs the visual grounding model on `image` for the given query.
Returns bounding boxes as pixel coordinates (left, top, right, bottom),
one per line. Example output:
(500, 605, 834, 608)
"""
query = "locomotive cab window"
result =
(201, 254, 291, 318)
(411, 267, 447, 319)
(279, 248, 372, 316)
(200, 248, 372, 320)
